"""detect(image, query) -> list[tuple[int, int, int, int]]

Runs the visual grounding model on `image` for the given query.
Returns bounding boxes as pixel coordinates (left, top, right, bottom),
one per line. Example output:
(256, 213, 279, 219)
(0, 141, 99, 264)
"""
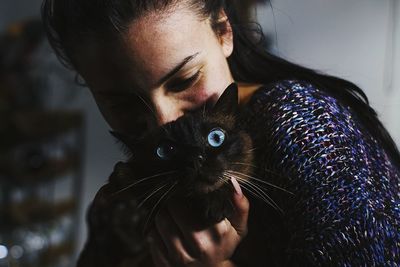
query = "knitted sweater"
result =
(78, 80, 400, 267)
(239, 80, 400, 266)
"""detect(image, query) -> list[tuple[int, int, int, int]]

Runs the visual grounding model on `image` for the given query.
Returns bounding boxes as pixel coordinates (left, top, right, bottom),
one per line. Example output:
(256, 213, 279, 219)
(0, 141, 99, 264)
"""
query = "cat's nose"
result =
(197, 155, 205, 163)
(193, 154, 205, 169)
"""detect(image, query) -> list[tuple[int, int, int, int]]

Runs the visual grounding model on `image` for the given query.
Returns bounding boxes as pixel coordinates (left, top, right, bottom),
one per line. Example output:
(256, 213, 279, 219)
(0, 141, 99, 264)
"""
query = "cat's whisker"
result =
(135, 185, 164, 201)
(226, 170, 293, 195)
(137, 181, 172, 209)
(231, 161, 286, 179)
(237, 182, 269, 204)
(132, 91, 156, 120)
(247, 174, 292, 194)
(231, 162, 283, 178)
(248, 147, 261, 152)
(217, 175, 231, 186)
(239, 178, 283, 214)
(143, 181, 178, 233)
(232, 177, 278, 212)
(231, 162, 258, 169)
(223, 173, 283, 213)
(110, 170, 178, 197)
(132, 90, 170, 134)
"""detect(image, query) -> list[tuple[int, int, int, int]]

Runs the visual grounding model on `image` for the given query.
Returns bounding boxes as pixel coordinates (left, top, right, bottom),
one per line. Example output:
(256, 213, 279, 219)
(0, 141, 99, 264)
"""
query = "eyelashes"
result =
(101, 69, 203, 115)
(166, 70, 202, 93)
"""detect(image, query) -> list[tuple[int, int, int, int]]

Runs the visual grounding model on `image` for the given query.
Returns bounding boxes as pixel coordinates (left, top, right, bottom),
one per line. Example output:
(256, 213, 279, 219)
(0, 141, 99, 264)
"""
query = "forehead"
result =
(121, 6, 211, 89)
(79, 5, 213, 94)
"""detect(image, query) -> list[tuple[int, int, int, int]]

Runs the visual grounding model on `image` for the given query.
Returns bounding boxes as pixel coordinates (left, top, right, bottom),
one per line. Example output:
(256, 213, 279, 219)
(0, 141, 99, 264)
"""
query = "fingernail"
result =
(231, 177, 243, 197)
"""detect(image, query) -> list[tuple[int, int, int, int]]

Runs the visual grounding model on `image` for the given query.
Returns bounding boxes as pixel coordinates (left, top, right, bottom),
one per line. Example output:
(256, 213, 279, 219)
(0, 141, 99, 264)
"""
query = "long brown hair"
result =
(41, 0, 400, 168)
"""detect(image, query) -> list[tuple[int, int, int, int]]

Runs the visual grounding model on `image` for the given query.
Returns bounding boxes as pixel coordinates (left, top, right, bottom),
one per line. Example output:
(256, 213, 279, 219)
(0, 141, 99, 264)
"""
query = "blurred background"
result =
(0, 0, 399, 266)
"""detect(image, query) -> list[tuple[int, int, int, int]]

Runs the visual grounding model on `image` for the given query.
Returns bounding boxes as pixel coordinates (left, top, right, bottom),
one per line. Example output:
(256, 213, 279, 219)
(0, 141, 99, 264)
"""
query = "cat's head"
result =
(112, 83, 253, 196)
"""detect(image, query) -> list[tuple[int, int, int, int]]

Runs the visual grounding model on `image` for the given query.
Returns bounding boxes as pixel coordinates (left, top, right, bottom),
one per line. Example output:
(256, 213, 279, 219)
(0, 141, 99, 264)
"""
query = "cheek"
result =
(178, 85, 219, 112)
(96, 102, 157, 134)
(196, 76, 229, 104)
(185, 86, 213, 105)
(202, 66, 234, 103)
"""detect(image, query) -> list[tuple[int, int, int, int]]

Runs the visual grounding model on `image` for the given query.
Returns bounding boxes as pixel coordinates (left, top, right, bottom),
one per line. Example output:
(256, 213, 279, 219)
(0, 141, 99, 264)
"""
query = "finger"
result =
(155, 209, 197, 265)
(229, 177, 250, 237)
(168, 199, 238, 261)
(167, 199, 211, 257)
(148, 230, 173, 267)
(211, 217, 232, 242)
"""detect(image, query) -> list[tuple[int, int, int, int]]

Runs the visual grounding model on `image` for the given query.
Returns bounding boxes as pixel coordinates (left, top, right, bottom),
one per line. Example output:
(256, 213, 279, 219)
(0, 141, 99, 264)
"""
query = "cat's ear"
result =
(110, 130, 130, 144)
(212, 83, 238, 115)
(109, 130, 136, 157)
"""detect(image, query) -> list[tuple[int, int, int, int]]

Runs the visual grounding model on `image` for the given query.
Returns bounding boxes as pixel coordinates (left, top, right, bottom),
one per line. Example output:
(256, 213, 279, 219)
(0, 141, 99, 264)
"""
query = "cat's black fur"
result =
(77, 83, 255, 267)
(110, 83, 253, 225)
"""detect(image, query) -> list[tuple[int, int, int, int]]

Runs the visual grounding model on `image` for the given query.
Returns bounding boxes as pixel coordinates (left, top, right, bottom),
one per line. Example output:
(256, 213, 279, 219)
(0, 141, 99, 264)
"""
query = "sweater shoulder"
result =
(249, 79, 349, 119)
(246, 79, 397, 177)
(247, 79, 361, 144)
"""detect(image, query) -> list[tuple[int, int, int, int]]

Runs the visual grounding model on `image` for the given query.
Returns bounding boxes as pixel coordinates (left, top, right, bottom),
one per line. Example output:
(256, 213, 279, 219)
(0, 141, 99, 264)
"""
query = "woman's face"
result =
(79, 5, 234, 134)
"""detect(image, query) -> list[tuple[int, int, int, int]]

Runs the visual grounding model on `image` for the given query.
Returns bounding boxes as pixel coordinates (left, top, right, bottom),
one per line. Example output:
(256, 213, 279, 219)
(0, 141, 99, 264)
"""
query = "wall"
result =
(386, 0, 400, 145)
(0, 0, 123, 255)
(256, 0, 399, 144)
(0, 0, 42, 29)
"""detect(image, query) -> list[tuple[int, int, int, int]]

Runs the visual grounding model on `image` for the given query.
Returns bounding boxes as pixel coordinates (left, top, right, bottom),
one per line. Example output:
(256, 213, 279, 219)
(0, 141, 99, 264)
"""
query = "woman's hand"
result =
(148, 177, 249, 267)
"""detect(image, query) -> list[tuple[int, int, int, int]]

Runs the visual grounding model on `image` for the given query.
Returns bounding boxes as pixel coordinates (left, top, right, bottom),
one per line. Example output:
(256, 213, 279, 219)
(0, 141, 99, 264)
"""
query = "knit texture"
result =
(244, 80, 400, 266)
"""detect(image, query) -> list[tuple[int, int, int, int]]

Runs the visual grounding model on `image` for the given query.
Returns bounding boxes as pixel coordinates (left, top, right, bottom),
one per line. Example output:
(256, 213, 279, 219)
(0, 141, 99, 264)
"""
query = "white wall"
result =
(256, 0, 399, 144)
(386, 0, 400, 145)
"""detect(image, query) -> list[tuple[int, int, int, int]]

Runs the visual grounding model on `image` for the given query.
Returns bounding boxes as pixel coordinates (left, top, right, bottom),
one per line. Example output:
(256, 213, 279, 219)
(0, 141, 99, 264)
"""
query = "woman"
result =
(41, 0, 400, 266)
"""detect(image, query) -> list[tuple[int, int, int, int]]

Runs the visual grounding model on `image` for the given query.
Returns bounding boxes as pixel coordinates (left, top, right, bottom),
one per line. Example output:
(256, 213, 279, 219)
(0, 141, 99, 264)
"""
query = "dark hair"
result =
(41, 0, 400, 169)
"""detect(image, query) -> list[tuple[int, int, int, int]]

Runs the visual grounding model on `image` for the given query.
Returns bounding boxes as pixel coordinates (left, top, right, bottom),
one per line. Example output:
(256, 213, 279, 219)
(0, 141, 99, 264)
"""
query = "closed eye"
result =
(166, 70, 201, 93)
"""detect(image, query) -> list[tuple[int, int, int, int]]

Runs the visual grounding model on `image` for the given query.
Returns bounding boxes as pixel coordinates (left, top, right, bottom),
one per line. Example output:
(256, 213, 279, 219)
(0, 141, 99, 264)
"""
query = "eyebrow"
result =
(156, 52, 200, 86)
(96, 52, 201, 96)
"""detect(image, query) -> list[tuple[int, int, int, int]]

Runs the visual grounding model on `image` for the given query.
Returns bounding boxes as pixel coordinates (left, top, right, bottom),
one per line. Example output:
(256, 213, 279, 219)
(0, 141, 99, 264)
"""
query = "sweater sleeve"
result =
(247, 80, 400, 266)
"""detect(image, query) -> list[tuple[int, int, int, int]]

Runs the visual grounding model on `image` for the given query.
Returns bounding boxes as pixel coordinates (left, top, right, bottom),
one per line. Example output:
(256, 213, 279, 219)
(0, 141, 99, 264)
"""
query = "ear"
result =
(212, 83, 238, 115)
(215, 9, 234, 58)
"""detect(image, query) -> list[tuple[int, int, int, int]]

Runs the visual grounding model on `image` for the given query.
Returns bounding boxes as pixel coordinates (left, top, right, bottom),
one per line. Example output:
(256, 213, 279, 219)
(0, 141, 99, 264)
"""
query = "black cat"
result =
(112, 83, 256, 224)
(77, 83, 263, 267)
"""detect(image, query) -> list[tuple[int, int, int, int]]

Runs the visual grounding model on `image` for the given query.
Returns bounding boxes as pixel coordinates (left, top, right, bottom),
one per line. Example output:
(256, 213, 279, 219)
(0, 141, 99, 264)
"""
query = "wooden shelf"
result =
(0, 20, 84, 267)
(1, 198, 77, 226)
(1, 109, 83, 150)
(41, 241, 75, 267)
(0, 153, 80, 186)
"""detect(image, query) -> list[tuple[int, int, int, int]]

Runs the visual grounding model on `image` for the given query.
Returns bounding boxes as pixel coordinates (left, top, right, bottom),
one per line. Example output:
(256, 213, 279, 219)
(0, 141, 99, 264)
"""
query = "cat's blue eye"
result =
(208, 128, 226, 147)
(156, 142, 176, 160)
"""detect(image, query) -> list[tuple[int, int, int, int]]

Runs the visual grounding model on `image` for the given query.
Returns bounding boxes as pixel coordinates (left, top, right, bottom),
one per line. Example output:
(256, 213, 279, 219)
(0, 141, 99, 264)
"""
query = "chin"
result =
(191, 176, 227, 195)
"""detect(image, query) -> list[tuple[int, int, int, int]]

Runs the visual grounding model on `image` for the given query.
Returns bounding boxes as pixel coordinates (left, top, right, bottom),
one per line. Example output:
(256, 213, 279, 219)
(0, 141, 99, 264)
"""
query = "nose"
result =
(197, 155, 205, 162)
(195, 154, 205, 167)
(151, 92, 184, 125)
(191, 154, 205, 170)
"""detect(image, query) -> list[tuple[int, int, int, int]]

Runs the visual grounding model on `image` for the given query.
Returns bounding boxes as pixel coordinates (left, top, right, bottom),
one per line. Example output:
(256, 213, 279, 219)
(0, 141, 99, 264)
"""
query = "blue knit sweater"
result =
(240, 80, 400, 266)
(78, 80, 400, 267)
